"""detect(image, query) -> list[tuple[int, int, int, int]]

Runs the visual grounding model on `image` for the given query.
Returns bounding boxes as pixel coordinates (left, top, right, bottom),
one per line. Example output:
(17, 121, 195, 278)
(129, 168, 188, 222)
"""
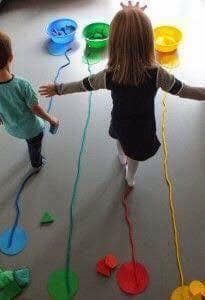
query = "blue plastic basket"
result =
(47, 18, 77, 44)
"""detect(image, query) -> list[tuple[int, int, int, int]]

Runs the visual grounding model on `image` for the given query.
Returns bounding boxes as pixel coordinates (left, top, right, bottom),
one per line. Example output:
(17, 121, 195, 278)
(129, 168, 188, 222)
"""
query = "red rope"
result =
(122, 186, 137, 273)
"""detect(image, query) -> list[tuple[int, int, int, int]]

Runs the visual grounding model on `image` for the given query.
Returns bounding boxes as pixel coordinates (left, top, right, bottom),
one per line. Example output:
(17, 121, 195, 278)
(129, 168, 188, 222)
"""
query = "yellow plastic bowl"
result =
(154, 26, 182, 53)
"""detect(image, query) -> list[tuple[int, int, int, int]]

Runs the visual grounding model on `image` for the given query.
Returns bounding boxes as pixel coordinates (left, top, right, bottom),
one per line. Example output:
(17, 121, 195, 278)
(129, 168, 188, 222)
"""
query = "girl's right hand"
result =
(120, 1, 147, 10)
(39, 84, 57, 98)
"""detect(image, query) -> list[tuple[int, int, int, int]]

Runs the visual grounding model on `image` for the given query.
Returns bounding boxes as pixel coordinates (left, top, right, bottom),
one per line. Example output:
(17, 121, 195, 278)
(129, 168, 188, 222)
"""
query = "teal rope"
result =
(65, 62, 92, 294)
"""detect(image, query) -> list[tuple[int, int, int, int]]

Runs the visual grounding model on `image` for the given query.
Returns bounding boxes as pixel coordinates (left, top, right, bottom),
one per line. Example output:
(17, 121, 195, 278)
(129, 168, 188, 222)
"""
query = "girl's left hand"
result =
(121, 1, 147, 11)
(39, 84, 57, 98)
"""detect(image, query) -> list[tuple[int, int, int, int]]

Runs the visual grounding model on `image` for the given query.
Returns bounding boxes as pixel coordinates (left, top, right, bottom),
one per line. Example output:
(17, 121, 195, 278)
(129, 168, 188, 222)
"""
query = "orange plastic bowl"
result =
(154, 26, 182, 53)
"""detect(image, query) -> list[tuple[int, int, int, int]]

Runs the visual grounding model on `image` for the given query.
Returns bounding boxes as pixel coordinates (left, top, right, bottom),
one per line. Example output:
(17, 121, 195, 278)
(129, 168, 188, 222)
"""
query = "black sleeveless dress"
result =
(106, 69, 160, 161)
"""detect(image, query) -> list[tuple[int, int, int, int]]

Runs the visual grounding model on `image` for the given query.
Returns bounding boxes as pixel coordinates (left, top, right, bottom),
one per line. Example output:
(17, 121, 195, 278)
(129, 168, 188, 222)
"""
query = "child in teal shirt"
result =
(0, 31, 59, 169)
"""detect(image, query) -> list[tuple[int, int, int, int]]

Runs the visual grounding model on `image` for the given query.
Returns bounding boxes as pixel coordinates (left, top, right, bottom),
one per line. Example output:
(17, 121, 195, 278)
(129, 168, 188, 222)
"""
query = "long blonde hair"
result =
(108, 8, 156, 86)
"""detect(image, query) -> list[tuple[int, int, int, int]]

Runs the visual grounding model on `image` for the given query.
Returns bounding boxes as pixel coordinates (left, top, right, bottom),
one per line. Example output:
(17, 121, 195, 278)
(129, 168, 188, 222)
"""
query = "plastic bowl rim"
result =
(82, 22, 110, 41)
(154, 25, 183, 46)
(46, 18, 78, 38)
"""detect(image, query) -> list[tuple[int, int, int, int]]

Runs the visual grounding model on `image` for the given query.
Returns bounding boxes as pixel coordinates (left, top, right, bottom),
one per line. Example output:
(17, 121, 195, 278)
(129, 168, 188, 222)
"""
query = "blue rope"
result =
(8, 169, 39, 248)
(7, 50, 71, 249)
(65, 61, 92, 292)
(47, 50, 71, 114)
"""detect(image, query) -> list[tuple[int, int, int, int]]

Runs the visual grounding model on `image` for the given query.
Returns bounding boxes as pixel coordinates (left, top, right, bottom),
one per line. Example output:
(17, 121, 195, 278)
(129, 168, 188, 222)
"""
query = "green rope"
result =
(65, 61, 92, 295)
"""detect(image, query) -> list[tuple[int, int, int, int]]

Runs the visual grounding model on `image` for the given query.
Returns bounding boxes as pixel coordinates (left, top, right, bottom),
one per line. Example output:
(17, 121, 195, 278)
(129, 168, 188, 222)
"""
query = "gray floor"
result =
(0, 0, 205, 299)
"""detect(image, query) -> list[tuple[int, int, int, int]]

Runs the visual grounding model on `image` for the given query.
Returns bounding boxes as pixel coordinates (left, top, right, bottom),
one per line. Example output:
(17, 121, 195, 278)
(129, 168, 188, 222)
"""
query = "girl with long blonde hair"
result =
(40, 1, 205, 186)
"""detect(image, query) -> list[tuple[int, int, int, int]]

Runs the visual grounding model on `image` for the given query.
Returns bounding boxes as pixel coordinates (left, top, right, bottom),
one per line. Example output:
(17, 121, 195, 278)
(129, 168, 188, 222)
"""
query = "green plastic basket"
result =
(83, 22, 110, 49)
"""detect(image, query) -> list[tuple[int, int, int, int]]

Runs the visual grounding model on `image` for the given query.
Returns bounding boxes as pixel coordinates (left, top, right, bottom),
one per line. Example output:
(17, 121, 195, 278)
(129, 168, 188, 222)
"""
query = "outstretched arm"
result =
(39, 70, 107, 98)
(156, 66, 205, 101)
(178, 85, 205, 101)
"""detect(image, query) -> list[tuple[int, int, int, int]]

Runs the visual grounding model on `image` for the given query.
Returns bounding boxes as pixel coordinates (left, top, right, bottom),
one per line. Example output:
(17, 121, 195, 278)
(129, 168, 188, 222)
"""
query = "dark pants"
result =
(26, 132, 43, 168)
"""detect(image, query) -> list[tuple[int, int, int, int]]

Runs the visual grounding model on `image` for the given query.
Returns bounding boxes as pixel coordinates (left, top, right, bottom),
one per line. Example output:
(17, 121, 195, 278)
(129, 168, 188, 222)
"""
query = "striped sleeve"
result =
(156, 66, 183, 95)
(83, 69, 107, 91)
(56, 69, 107, 95)
(156, 66, 205, 101)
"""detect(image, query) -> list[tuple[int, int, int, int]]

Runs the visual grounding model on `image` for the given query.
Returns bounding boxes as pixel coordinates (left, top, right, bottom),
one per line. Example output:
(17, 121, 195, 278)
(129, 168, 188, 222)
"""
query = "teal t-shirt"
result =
(0, 76, 44, 139)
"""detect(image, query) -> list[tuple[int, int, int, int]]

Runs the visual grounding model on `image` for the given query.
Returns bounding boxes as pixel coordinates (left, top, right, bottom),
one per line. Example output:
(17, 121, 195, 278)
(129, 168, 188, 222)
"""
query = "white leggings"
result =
(117, 140, 139, 184)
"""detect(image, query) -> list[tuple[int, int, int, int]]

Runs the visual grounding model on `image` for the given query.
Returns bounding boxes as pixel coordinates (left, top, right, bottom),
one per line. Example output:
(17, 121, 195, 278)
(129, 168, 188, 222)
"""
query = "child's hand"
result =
(39, 84, 57, 98)
(121, 1, 147, 10)
(49, 116, 59, 127)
